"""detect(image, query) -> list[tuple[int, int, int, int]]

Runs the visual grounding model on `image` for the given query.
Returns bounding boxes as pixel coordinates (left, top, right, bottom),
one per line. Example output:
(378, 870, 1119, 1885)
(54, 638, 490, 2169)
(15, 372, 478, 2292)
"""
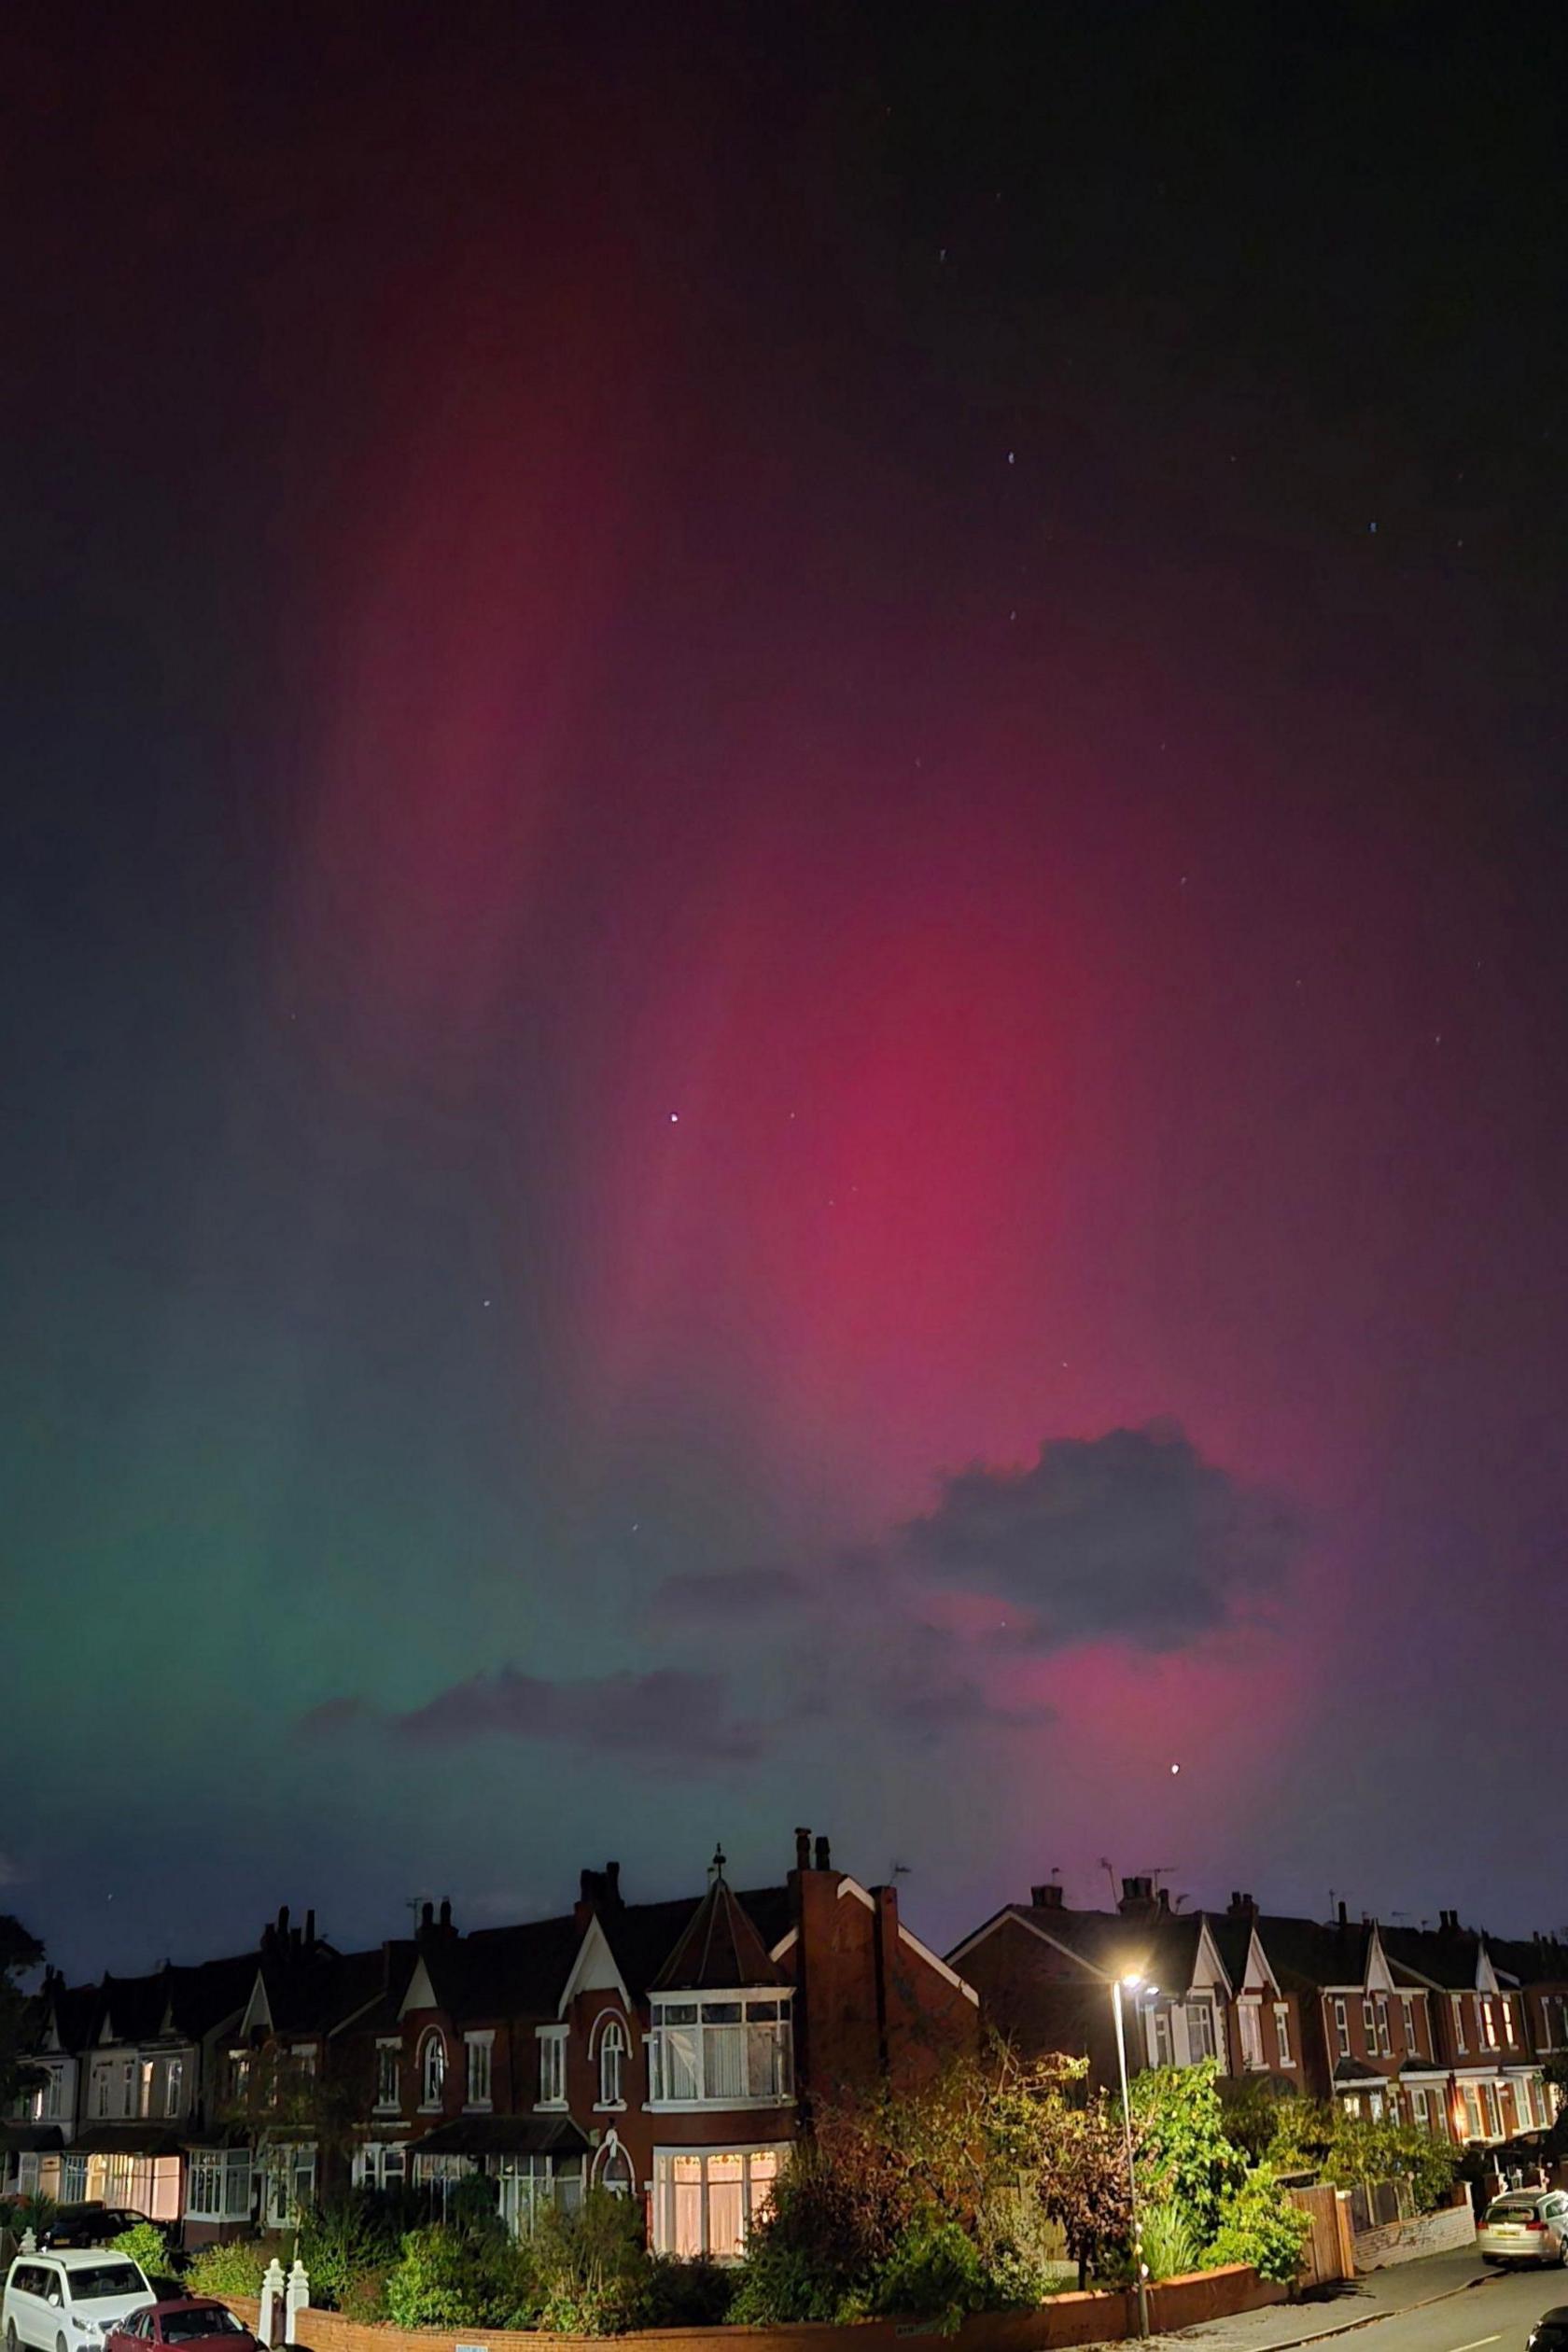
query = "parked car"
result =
(105, 2305, 258, 2352)
(1478, 2191, 1568, 2266)
(2, 2250, 153, 2352)
(1527, 2313, 1568, 2352)
(37, 2215, 141, 2255)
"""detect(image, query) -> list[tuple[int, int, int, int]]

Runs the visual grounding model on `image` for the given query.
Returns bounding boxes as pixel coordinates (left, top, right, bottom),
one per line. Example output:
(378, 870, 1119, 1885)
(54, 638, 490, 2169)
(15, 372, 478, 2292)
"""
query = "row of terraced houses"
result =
(7, 1840, 1567, 2255)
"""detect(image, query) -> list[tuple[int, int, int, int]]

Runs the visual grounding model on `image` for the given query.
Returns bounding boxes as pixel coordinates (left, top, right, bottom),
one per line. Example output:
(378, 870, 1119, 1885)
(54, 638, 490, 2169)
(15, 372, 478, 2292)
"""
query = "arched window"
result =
(420, 2029, 447, 2108)
(594, 2132, 634, 2197)
(599, 2018, 626, 2107)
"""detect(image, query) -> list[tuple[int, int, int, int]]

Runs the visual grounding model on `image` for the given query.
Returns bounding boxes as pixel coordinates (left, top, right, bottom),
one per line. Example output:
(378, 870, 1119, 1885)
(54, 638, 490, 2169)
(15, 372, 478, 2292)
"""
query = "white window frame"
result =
(419, 2028, 447, 2111)
(464, 2032, 494, 2111)
(1400, 1995, 1417, 2053)
(1453, 1995, 1468, 2052)
(537, 2026, 568, 2108)
(1185, 2000, 1218, 2064)
(597, 2017, 627, 2109)
(1273, 2002, 1293, 2065)
(651, 2143, 788, 2260)
(647, 1992, 794, 2109)
(1483, 1999, 1499, 2051)
(186, 2148, 254, 2223)
(164, 2056, 184, 2117)
(1151, 2006, 1173, 2068)
(1362, 1996, 1378, 2049)
(1238, 2002, 1264, 2069)
(375, 2039, 400, 2112)
(351, 2141, 409, 2196)
(1333, 1998, 1350, 2056)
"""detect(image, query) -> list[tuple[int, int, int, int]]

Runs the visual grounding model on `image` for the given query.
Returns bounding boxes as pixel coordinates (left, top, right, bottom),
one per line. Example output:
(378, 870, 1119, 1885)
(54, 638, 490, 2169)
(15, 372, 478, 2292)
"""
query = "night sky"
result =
(5, 3, 1566, 1977)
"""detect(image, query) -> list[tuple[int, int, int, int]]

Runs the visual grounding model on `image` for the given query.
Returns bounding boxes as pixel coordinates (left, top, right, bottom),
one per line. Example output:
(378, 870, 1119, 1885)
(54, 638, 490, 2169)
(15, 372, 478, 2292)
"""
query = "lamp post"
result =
(1113, 1973, 1155, 2340)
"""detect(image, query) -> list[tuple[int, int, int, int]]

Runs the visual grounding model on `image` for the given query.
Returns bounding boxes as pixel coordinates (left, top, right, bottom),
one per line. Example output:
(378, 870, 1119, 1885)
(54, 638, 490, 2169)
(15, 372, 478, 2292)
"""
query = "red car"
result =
(105, 2304, 259, 2352)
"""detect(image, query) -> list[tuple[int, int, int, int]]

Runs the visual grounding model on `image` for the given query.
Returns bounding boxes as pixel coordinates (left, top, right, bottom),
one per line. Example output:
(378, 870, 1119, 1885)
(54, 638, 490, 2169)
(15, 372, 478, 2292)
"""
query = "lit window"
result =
(538, 2029, 567, 2107)
(1273, 2003, 1293, 2065)
(598, 2019, 626, 2107)
(652, 2148, 784, 2258)
(420, 2030, 447, 2108)
(465, 2035, 493, 2108)
(1502, 1998, 1517, 2045)
(1483, 2000, 1499, 2050)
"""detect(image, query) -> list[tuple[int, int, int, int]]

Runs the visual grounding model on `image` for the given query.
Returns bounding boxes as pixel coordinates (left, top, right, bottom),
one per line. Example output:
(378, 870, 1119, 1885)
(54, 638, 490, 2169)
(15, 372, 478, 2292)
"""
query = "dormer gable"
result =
(238, 1970, 273, 2039)
(1235, 1925, 1281, 1997)
(398, 1956, 441, 2020)
(1476, 1943, 1500, 1995)
(1364, 1926, 1394, 1993)
(1192, 1918, 1234, 1998)
(558, 1911, 631, 2015)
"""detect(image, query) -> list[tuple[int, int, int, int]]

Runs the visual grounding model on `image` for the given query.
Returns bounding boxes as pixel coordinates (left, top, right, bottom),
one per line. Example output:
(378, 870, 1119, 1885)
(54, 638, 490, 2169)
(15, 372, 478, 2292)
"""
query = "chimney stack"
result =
(1119, 1875, 1156, 1916)
(815, 1834, 832, 1872)
(303, 1909, 316, 1949)
(605, 1862, 621, 1907)
(795, 1827, 812, 1872)
(420, 1899, 434, 1931)
(1337, 1899, 1348, 1925)
(1030, 1883, 1065, 1910)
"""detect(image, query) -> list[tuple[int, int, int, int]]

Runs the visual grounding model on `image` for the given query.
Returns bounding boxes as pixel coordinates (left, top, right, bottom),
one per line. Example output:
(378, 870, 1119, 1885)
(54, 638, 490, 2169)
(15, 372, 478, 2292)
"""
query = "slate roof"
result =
(1491, 1935, 1568, 1988)
(980, 1904, 1214, 1995)
(1251, 1914, 1382, 1991)
(424, 1915, 585, 2022)
(1379, 1925, 1491, 1992)
(1207, 1916, 1265, 1993)
(651, 1864, 792, 1993)
(413, 2115, 590, 2157)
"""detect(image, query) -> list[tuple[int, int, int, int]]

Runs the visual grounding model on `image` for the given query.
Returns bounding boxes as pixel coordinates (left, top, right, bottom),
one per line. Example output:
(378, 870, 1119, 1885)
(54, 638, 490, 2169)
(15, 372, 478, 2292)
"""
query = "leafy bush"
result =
(1218, 2076, 1298, 2164)
(297, 2199, 400, 2308)
(184, 2240, 271, 2299)
(1131, 2062, 1245, 2245)
(385, 2224, 539, 2330)
(642, 2255, 735, 2327)
(531, 2191, 651, 2336)
(1271, 2103, 1458, 2214)
(1202, 2166, 1311, 2284)
(108, 2225, 175, 2288)
(338, 2267, 391, 2323)
(871, 2216, 997, 2334)
(729, 2138, 897, 2322)
(1139, 2199, 1201, 2282)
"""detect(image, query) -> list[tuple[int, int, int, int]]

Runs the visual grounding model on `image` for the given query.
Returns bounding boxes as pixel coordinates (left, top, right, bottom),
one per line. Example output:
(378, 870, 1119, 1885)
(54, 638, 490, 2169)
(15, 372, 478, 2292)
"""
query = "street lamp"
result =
(1112, 1972, 1157, 2340)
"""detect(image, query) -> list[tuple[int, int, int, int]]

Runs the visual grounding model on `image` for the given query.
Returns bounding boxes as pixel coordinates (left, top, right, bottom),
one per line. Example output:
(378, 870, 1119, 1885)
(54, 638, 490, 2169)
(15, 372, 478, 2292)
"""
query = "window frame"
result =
(537, 2026, 568, 2109)
(375, 2039, 400, 2112)
(418, 2028, 448, 2111)
(1333, 1997, 1351, 2056)
(1273, 2001, 1293, 2065)
(597, 2017, 627, 2110)
(464, 2032, 495, 2111)
(646, 1992, 794, 2109)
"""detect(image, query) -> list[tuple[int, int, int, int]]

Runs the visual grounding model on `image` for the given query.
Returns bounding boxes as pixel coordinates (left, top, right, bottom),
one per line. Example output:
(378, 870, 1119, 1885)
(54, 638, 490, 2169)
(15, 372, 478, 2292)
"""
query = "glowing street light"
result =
(1112, 1971, 1157, 2339)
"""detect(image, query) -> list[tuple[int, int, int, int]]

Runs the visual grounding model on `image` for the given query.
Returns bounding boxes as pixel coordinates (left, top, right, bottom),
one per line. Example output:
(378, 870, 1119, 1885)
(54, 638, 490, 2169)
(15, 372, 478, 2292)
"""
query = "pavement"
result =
(1156, 2248, 1568, 2352)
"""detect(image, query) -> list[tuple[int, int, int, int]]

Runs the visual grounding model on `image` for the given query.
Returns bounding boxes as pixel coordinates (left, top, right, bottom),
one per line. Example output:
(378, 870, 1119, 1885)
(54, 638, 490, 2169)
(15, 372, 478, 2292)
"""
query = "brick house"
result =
(1488, 1932, 1568, 2116)
(1381, 1915, 1550, 2147)
(1250, 1909, 1451, 2135)
(1209, 1897, 1303, 2087)
(947, 1878, 1236, 2088)
(227, 1830, 976, 2261)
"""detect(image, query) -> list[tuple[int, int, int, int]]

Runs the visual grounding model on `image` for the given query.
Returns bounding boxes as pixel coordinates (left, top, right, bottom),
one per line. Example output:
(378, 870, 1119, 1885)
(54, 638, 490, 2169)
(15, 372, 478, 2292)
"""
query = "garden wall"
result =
(1352, 2196, 1476, 2273)
(229, 2266, 1286, 2352)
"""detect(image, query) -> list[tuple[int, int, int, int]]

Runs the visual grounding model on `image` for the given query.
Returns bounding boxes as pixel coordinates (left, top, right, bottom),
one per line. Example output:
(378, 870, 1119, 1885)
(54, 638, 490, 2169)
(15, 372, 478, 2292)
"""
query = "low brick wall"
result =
(231, 2266, 1285, 2352)
(1353, 2200, 1477, 2272)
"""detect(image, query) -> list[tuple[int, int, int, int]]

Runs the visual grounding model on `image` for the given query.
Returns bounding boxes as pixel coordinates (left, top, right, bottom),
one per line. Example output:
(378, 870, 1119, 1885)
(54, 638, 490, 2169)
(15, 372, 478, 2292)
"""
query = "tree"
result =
(1130, 2061, 1245, 2244)
(0, 1918, 46, 2113)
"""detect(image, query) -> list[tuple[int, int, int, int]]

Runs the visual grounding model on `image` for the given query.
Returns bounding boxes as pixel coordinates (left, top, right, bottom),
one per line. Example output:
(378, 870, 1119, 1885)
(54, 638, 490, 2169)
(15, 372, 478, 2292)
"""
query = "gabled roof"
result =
(951, 1902, 1225, 1997)
(1252, 1914, 1387, 1993)
(651, 1856, 792, 1994)
(406, 1916, 586, 2024)
(1380, 1925, 1501, 1995)
(1208, 1917, 1279, 1995)
(1489, 1935, 1568, 1990)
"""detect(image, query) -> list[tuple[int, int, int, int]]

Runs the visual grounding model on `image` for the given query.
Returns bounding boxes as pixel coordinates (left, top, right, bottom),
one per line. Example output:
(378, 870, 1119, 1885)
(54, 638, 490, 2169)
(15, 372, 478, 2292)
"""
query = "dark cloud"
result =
(390, 1666, 763, 1764)
(299, 1696, 371, 1736)
(900, 1422, 1301, 1651)
(651, 1565, 807, 1622)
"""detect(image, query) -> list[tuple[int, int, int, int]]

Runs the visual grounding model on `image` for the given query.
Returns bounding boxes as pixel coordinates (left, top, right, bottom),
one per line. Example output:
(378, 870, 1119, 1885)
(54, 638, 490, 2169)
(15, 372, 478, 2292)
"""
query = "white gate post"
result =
(285, 2259, 309, 2345)
(20, 2230, 35, 2255)
(259, 2256, 286, 2346)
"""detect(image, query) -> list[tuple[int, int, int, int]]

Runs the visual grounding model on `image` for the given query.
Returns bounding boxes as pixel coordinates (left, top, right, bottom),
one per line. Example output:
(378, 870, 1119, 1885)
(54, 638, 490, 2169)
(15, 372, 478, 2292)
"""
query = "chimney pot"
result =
(421, 1900, 434, 1930)
(1230, 1891, 1241, 1910)
(278, 1904, 289, 1935)
(815, 1834, 832, 1871)
(795, 1827, 812, 1872)
(1030, 1883, 1064, 1910)
(1337, 1899, 1348, 1925)
(1158, 1887, 1170, 1912)
(304, 1909, 316, 1948)
(438, 1898, 452, 1931)
(605, 1862, 621, 1904)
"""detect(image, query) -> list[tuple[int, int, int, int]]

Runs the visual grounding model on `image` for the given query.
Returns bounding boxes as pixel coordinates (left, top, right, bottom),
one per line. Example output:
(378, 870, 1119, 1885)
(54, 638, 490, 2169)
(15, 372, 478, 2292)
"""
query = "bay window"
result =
(1185, 2000, 1217, 2063)
(352, 2142, 408, 2195)
(648, 1995, 792, 2107)
(186, 2148, 254, 2222)
(495, 2153, 583, 2238)
(652, 2148, 784, 2259)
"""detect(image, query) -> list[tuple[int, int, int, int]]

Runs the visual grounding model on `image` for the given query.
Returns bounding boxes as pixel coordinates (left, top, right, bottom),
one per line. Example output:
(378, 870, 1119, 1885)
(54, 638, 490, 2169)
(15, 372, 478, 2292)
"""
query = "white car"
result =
(1477, 2191, 1568, 2266)
(3, 2252, 153, 2352)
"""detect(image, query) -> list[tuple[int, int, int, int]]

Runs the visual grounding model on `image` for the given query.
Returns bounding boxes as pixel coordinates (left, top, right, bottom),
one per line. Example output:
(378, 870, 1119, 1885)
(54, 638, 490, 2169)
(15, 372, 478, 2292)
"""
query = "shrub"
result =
(108, 2225, 175, 2289)
(730, 2140, 895, 2322)
(184, 2240, 271, 2300)
(1202, 2166, 1311, 2284)
(1271, 2103, 1458, 2215)
(385, 2224, 539, 2330)
(531, 2191, 650, 2336)
(642, 2255, 735, 2328)
(296, 2199, 400, 2309)
(1140, 2200, 1201, 2282)
(1131, 2062, 1245, 2245)
(871, 2215, 997, 2334)
(338, 2267, 391, 2323)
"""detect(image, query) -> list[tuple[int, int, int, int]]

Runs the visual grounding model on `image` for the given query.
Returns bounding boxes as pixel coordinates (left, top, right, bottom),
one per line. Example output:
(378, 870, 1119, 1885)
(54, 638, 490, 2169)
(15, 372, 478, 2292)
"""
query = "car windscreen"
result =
(164, 2313, 245, 2343)
(67, 2266, 147, 2303)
